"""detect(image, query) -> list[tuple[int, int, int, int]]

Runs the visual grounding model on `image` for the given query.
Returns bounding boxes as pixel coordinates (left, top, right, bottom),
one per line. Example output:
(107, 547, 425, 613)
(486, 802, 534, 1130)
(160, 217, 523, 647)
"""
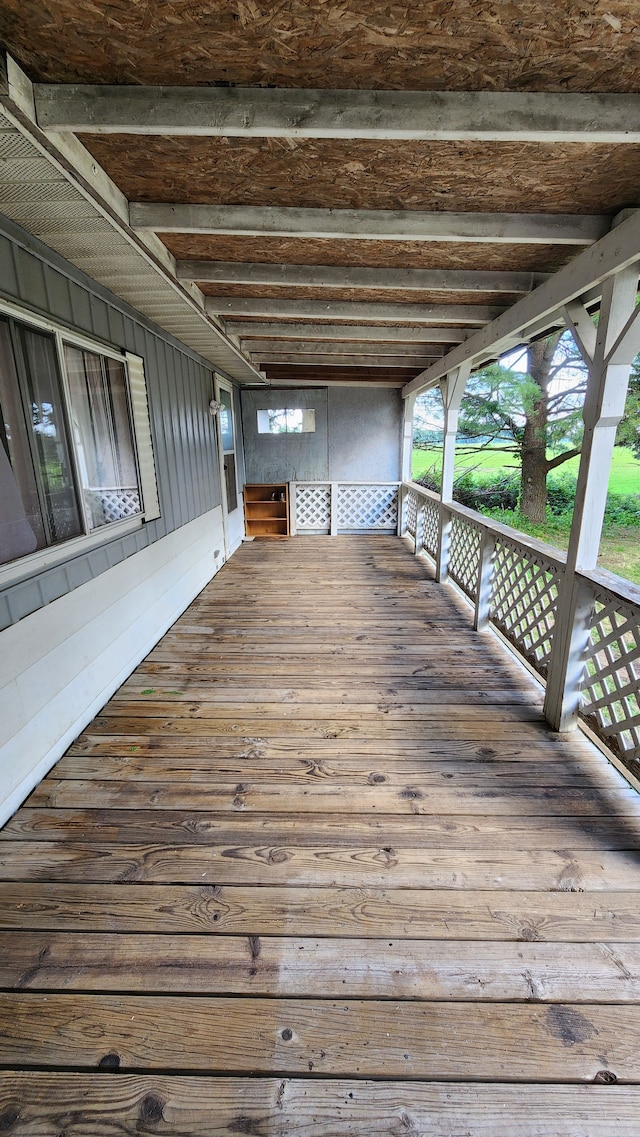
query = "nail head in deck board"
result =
(1, 994, 638, 1080)
(1, 886, 640, 939)
(2, 934, 640, 1000)
(2, 1075, 640, 1137)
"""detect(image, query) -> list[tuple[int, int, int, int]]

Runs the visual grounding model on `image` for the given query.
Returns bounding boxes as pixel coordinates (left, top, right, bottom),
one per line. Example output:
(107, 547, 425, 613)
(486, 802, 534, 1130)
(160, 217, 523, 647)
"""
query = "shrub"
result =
(414, 465, 640, 527)
(546, 472, 577, 516)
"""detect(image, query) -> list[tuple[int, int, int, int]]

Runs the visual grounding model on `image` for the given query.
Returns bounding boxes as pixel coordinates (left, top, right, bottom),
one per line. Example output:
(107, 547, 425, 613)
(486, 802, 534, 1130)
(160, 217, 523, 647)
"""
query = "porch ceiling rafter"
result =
(252, 351, 441, 367)
(33, 85, 640, 145)
(241, 340, 446, 358)
(177, 261, 548, 294)
(207, 298, 503, 323)
(131, 203, 607, 246)
(225, 322, 473, 344)
(402, 207, 640, 398)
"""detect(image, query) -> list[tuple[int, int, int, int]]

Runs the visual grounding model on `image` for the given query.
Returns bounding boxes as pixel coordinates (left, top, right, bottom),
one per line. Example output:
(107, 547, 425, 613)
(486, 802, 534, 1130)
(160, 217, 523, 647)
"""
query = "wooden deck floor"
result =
(1, 536, 640, 1133)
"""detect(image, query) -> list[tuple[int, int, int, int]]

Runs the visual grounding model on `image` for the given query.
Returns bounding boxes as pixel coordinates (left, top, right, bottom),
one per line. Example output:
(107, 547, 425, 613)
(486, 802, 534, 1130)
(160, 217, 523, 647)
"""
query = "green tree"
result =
(457, 332, 588, 524)
(616, 355, 640, 459)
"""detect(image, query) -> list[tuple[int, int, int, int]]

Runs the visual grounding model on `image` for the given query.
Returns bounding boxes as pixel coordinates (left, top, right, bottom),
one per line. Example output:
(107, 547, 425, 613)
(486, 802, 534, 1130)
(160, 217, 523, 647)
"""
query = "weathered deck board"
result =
(2, 993, 640, 1079)
(27, 777, 640, 814)
(2, 933, 640, 999)
(2, 1075, 639, 1137)
(2, 536, 640, 1133)
(1, 846, 640, 888)
(2, 884, 640, 937)
(6, 807, 640, 849)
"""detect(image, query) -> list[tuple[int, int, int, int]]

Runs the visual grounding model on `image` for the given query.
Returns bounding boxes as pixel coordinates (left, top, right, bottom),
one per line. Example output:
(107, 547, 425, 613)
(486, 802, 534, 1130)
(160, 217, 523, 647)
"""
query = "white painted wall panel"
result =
(0, 507, 225, 827)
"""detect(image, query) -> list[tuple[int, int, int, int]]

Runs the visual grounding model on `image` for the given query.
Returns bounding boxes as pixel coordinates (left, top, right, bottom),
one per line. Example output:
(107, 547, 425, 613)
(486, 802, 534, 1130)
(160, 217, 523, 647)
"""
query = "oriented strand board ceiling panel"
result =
(161, 236, 575, 274)
(0, 1, 638, 92)
(79, 135, 640, 215)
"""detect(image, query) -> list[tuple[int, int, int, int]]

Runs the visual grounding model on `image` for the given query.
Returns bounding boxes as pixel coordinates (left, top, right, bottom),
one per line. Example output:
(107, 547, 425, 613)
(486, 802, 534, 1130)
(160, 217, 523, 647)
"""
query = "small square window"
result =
(257, 408, 315, 434)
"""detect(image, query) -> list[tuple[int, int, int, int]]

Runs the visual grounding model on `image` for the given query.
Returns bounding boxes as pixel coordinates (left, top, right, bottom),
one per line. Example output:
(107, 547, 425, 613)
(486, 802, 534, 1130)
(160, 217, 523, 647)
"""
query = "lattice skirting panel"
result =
(295, 484, 331, 533)
(338, 484, 398, 532)
(490, 537, 563, 678)
(580, 590, 640, 777)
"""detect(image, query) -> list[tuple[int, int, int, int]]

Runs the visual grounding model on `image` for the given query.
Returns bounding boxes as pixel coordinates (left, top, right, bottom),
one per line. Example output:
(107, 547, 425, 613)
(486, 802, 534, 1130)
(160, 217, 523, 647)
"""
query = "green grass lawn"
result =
(412, 444, 640, 495)
(411, 444, 640, 583)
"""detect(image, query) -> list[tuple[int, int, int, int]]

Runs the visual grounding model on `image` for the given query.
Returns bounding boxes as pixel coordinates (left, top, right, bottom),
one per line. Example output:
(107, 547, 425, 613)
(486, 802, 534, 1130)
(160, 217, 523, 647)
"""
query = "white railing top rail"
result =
(403, 480, 568, 571)
(577, 565, 640, 609)
(293, 480, 401, 486)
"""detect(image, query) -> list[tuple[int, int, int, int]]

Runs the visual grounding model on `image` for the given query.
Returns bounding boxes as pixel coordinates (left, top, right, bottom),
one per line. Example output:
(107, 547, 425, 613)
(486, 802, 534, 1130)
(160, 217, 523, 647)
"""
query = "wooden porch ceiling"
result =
(1, 1, 640, 385)
(1, 536, 640, 1129)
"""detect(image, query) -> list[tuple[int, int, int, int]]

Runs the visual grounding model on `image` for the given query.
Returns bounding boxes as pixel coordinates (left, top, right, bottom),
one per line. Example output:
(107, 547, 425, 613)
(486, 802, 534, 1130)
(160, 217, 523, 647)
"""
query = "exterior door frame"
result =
(213, 374, 242, 558)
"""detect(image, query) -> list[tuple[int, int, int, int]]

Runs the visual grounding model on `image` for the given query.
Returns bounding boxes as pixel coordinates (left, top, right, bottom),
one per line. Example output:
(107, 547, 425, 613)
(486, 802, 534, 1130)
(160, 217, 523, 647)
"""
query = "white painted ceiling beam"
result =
(253, 352, 436, 367)
(224, 321, 473, 343)
(402, 208, 640, 399)
(206, 297, 502, 323)
(242, 339, 446, 357)
(34, 84, 640, 144)
(131, 204, 606, 246)
(177, 260, 547, 293)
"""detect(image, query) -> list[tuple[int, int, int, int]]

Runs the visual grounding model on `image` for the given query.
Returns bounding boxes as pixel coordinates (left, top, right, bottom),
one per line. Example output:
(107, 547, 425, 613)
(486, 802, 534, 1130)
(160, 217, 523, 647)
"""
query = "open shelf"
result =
(244, 483, 289, 538)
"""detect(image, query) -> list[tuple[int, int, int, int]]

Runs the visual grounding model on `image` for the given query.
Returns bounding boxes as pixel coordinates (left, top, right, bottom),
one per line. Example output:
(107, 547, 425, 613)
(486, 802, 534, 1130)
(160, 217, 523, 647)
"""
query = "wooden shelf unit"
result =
(244, 483, 290, 538)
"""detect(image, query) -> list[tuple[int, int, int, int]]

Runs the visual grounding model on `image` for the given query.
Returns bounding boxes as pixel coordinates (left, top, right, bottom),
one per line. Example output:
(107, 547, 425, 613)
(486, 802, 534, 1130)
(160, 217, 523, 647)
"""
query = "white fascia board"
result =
(131, 203, 607, 246)
(207, 297, 503, 322)
(0, 52, 268, 386)
(34, 84, 640, 144)
(177, 260, 546, 293)
(402, 209, 640, 399)
(224, 322, 473, 343)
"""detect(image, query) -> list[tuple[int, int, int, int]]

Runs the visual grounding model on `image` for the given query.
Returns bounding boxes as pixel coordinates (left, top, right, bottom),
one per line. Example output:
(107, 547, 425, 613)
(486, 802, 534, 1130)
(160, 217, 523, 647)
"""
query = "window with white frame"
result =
(0, 307, 158, 572)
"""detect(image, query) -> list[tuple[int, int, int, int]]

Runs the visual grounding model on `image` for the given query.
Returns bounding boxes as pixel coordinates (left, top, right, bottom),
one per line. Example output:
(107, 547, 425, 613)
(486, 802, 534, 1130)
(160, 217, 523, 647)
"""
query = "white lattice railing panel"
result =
(580, 590, 640, 775)
(338, 484, 398, 530)
(422, 496, 440, 557)
(85, 486, 141, 524)
(448, 515, 482, 599)
(405, 489, 418, 538)
(490, 538, 563, 677)
(295, 484, 331, 531)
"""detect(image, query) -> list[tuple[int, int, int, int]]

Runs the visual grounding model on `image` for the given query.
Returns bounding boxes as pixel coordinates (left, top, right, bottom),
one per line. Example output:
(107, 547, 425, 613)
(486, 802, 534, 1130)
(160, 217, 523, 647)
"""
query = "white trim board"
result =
(0, 507, 225, 828)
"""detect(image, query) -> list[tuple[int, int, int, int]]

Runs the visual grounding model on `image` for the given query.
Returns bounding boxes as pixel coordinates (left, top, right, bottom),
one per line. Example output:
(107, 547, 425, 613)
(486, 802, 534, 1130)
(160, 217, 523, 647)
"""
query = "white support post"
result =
(289, 483, 297, 536)
(330, 482, 339, 536)
(544, 267, 640, 731)
(435, 364, 471, 583)
(397, 484, 406, 536)
(401, 393, 417, 483)
(436, 503, 453, 581)
(474, 529, 497, 631)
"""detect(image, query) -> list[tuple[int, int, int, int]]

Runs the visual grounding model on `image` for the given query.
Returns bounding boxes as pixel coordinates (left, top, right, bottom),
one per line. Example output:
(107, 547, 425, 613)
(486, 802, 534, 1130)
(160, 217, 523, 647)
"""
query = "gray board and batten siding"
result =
(0, 212, 233, 631)
(241, 385, 403, 485)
